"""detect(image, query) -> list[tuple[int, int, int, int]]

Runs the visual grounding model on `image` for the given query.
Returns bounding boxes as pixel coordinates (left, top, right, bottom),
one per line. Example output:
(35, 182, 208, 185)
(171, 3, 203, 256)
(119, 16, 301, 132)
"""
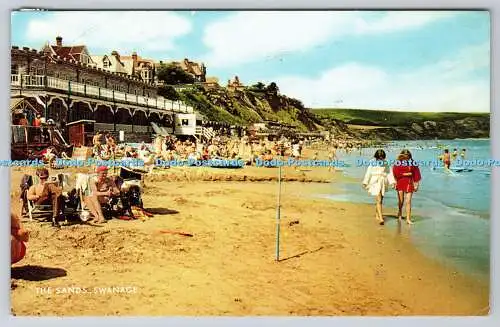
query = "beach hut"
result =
(67, 120, 96, 147)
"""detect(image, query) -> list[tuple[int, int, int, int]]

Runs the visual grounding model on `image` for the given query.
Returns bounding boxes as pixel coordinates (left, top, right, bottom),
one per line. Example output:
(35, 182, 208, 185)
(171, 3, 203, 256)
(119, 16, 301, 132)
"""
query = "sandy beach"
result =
(9, 152, 490, 316)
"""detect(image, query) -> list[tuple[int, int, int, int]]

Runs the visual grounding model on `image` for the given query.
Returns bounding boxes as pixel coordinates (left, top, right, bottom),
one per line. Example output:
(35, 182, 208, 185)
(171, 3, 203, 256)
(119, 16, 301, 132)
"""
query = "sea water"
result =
(321, 139, 491, 282)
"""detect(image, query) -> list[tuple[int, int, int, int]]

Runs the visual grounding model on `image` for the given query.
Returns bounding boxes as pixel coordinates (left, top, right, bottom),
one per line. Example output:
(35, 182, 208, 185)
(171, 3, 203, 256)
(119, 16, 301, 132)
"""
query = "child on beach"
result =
(362, 149, 395, 225)
(392, 149, 422, 225)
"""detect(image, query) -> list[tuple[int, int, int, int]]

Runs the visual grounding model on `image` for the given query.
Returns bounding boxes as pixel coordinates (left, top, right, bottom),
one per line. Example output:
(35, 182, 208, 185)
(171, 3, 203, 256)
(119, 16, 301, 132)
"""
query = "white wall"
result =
(174, 113, 196, 135)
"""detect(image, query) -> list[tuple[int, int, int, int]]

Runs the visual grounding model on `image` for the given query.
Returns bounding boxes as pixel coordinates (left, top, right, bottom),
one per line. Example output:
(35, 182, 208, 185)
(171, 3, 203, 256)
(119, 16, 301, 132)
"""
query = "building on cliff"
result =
(202, 76, 220, 90)
(227, 76, 244, 91)
(165, 58, 207, 83)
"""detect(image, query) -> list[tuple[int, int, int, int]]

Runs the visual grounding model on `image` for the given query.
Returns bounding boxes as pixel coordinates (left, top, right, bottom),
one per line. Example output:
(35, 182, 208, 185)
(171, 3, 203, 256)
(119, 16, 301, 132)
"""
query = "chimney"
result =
(111, 50, 120, 60)
(56, 36, 62, 47)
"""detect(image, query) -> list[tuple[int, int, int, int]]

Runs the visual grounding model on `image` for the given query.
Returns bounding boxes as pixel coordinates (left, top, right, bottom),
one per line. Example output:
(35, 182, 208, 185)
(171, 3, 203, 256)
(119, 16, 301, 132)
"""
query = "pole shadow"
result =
(277, 246, 327, 262)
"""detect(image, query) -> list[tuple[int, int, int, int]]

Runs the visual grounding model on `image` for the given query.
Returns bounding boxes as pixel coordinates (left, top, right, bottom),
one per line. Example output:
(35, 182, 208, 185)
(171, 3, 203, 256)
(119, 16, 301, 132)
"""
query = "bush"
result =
(157, 63, 195, 85)
(157, 85, 180, 100)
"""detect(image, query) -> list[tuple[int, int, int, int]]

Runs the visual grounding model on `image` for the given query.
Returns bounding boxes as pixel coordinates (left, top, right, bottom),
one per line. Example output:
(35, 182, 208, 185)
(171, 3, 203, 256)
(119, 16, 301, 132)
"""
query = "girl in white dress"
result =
(362, 149, 395, 225)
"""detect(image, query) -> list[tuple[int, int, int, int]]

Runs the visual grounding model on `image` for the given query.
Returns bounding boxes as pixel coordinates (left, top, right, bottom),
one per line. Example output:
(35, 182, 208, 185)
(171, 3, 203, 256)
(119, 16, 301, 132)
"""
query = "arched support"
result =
(47, 95, 68, 109)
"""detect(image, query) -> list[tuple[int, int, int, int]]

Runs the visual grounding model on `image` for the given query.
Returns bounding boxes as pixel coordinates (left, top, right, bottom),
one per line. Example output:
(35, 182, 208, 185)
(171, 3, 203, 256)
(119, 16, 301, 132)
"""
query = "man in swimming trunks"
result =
(452, 148, 458, 160)
(26, 168, 64, 227)
(443, 149, 451, 169)
(82, 166, 121, 223)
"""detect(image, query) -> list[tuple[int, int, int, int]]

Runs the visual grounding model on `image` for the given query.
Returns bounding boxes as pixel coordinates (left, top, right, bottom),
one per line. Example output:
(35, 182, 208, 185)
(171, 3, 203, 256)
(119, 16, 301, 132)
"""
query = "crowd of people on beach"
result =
(11, 122, 381, 266)
(88, 128, 373, 170)
(91, 132, 311, 167)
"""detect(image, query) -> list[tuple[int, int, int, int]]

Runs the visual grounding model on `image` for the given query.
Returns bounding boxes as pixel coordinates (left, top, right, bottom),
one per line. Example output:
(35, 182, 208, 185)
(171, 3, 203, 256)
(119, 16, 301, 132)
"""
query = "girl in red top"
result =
(392, 149, 422, 225)
(11, 213, 29, 264)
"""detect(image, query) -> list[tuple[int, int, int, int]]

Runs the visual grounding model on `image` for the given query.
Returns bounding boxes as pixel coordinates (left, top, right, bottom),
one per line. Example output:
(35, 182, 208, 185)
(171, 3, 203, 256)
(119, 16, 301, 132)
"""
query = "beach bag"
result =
(130, 206, 154, 221)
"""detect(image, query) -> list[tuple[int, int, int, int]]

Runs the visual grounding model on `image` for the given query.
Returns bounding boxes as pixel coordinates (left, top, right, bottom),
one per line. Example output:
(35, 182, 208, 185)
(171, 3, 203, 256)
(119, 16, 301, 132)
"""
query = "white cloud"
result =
(25, 11, 192, 54)
(202, 11, 457, 68)
(271, 42, 490, 112)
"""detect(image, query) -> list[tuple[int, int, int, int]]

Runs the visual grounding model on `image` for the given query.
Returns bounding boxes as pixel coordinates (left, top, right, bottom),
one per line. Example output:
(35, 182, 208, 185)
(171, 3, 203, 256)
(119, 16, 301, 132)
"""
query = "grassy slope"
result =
(313, 108, 490, 126)
(178, 88, 318, 131)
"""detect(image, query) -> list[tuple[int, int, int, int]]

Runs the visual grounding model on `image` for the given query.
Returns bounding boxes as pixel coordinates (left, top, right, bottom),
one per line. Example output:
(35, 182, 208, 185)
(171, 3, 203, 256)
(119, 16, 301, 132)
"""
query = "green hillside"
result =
(175, 85, 322, 131)
(312, 108, 490, 126)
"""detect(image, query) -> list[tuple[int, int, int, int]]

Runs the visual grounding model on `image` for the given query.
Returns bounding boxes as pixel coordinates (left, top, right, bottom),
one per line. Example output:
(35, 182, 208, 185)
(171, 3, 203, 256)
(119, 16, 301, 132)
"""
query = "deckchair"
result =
(27, 174, 60, 222)
(27, 173, 80, 223)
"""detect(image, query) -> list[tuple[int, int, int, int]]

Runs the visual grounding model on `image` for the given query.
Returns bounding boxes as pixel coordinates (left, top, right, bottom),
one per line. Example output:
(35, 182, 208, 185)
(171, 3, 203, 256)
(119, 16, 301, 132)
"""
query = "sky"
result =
(11, 10, 490, 112)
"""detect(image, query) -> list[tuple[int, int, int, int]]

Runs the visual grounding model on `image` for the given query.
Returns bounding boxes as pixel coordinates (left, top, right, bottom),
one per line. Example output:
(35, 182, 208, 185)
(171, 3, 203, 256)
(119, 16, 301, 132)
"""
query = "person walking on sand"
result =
(362, 149, 395, 225)
(328, 145, 338, 172)
(392, 149, 422, 225)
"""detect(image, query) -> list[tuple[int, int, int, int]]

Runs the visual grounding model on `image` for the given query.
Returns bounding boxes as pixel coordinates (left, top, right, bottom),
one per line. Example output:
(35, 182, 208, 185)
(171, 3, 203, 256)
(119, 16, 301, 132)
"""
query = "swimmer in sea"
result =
(460, 148, 466, 159)
(443, 149, 451, 170)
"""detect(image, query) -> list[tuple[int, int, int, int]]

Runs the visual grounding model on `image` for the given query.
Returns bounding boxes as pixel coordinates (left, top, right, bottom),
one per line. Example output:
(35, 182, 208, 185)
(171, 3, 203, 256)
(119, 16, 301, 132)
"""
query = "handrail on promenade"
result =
(10, 74, 195, 114)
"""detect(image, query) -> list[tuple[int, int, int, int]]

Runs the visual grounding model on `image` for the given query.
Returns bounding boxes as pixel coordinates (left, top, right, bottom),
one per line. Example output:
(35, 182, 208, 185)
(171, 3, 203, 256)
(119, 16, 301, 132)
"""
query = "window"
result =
(103, 60, 109, 68)
(181, 119, 189, 126)
(11, 64, 19, 75)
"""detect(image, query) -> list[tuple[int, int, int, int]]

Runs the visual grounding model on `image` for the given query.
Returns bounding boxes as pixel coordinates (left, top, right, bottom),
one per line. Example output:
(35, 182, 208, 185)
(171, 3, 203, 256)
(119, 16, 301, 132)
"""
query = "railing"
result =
(195, 126, 216, 140)
(11, 74, 20, 86)
(204, 127, 215, 139)
(11, 74, 195, 114)
(12, 74, 45, 87)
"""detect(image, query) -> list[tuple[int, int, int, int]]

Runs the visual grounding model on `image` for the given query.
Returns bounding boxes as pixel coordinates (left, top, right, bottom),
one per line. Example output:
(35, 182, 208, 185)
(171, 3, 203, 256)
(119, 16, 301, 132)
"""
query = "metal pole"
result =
(275, 159, 282, 262)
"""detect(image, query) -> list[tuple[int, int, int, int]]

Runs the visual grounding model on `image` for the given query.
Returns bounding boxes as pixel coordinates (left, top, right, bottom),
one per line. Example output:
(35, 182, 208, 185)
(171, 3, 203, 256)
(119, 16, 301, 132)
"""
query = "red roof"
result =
(51, 45, 86, 62)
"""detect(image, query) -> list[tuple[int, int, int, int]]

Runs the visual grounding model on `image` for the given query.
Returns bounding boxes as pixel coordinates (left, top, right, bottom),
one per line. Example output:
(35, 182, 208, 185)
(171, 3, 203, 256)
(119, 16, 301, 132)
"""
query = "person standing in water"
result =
(392, 149, 422, 225)
(452, 148, 458, 160)
(460, 148, 467, 159)
(362, 149, 395, 225)
(443, 149, 451, 170)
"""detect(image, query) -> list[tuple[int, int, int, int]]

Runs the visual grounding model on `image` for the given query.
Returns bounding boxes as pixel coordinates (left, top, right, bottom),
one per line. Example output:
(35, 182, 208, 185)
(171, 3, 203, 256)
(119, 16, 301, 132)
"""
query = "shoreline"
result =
(10, 164, 489, 316)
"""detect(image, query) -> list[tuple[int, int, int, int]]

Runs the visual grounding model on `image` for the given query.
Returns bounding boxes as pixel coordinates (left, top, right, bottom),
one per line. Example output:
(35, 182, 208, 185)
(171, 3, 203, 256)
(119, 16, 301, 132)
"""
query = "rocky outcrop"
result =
(178, 85, 489, 140)
(351, 117, 490, 140)
(178, 86, 322, 132)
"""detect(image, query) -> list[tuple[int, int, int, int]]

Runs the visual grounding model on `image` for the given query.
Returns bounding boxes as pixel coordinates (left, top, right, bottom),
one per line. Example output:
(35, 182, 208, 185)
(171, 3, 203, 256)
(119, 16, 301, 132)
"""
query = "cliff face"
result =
(178, 87, 322, 132)
(349, 117, 490, 140)
(178, 87, 489, 140)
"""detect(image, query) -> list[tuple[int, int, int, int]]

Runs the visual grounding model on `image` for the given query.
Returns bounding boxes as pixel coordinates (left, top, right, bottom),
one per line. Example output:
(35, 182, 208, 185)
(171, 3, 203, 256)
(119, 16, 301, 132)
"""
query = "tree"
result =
(251, 82, 266, 91)
(156, 63, 195, 85)
(157, 85, 180, 101)
(266, 82, 279, 95)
